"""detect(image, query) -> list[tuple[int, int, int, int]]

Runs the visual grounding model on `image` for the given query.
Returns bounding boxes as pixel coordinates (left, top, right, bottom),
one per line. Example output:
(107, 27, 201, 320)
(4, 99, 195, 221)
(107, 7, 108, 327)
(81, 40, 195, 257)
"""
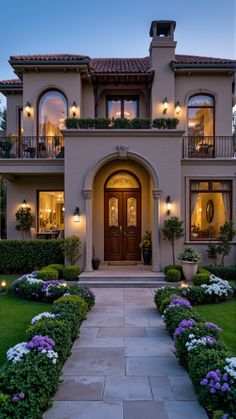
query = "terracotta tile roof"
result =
(91, 57, 151, 73)
(0, 79, 22, 85)
(9, 54, 90, 62)
(174, 54, 235, 66)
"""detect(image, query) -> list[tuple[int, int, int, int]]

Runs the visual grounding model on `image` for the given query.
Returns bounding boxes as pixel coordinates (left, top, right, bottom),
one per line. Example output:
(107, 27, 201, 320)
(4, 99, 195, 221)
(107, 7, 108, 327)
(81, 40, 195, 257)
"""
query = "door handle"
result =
(119, 226, 122, 234)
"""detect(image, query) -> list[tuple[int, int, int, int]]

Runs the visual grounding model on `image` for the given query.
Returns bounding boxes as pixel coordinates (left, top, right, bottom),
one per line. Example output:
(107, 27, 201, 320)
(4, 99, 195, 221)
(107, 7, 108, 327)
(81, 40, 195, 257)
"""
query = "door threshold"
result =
(108, 261, 138, 266)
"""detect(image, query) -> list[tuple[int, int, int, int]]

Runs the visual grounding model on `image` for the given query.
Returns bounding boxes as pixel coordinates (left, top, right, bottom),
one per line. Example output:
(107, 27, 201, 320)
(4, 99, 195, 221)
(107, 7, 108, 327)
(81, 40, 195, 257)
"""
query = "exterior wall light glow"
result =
(21, 199, 27, 209)
(166, 196, 172, 215)
(73, 206, 80, 222)
(163, 97, 168, 114)
(25, 102, 31, 117)
(175, 101, 181, 114)
(72, 102, 76, 117)
(1, 280, 7, 293)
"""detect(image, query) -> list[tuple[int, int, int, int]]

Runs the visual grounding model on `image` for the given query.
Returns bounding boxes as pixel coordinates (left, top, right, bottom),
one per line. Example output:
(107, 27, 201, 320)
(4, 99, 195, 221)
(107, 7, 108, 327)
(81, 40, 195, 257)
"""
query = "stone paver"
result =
(45, 288, 208, 419)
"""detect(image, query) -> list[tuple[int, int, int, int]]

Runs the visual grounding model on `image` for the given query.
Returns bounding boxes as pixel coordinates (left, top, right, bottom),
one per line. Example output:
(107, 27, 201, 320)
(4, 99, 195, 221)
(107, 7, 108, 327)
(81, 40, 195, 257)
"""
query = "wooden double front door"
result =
(104, 190, 141, 261)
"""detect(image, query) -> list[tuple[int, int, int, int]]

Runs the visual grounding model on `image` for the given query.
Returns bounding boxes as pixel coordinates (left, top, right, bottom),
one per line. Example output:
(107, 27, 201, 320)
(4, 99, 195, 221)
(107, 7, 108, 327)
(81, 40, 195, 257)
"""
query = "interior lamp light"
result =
(72, 102, 76, 117)
(163, 97, 168, 114)
(166, 196, 172, 215)
(175, 101, 181, 114)
(25, 102, 31, 117)
(73, 207, 80, 222)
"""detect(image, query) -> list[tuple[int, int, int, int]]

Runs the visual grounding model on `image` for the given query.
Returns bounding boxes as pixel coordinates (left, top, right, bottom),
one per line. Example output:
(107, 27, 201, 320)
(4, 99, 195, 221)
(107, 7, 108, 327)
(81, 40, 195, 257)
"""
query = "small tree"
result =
(62, 235, 81, 265)
(15, 206, 33, 239)
(217, 221, 236, 266)
(162, 217, 184, 265)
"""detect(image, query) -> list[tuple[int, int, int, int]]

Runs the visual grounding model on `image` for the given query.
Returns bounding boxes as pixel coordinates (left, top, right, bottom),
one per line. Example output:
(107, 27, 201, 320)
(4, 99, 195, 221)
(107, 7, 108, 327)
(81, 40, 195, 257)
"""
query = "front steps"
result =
(78, 265, 167, 288)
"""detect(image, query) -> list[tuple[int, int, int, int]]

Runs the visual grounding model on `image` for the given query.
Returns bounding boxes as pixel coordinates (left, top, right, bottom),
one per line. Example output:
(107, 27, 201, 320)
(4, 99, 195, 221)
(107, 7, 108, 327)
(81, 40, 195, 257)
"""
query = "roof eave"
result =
(171, 63, 236, 70)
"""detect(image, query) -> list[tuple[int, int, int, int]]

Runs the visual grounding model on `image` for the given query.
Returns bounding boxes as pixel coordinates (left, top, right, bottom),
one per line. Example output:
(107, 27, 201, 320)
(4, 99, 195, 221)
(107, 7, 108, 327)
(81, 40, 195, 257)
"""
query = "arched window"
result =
(38, 90, 67, 136)
(188, 94, 214, 137)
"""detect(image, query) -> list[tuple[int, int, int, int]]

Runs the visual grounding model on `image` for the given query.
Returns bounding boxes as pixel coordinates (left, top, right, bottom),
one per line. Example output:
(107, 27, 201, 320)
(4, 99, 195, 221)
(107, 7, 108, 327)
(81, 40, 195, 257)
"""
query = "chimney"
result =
(149, 20, 177, 119)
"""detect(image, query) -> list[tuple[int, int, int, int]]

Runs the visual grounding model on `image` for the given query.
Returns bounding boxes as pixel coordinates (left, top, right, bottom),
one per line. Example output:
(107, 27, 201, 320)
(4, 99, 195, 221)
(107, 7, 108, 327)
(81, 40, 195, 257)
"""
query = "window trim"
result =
(189, 179, 232, 241)
(106, 96, 139, 119)
(188, 93, 215, 137)
(37, 89, 68, 137)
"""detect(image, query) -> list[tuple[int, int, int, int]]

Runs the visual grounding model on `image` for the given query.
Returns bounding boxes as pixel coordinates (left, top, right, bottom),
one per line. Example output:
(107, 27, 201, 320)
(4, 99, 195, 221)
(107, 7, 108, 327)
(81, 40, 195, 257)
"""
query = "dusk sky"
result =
(0, 0, 235, 108)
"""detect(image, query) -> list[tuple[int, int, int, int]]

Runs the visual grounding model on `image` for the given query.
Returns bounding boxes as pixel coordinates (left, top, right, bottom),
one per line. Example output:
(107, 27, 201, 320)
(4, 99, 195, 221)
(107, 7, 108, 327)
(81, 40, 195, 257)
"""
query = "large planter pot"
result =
(92, 258, 100, 270)
(142, 248, 152, 265)
(180, 261, 198, 282)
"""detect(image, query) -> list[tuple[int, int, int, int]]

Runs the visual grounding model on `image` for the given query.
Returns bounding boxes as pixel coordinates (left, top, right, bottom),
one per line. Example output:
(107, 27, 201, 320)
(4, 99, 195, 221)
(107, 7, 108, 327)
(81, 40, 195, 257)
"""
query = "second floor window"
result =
(38, 90, 68, 136)
(188, 94, 214, 137)
(107, 97, 138, 119)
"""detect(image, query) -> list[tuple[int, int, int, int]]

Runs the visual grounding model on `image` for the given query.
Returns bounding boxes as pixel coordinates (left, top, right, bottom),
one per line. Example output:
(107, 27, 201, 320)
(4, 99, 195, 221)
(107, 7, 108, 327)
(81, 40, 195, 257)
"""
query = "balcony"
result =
(0, 136, 64, 159)
(183, 136, 235, 159)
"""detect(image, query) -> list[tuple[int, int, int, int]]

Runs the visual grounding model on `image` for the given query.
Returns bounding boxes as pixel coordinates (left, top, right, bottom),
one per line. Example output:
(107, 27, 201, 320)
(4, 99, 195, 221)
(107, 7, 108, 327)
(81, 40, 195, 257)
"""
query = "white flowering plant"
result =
(6, 342, 30, 364)
(201, 275, 233, 302)
(224, 357, 236, 381)
(31, 312, 59, 325)
(185, 333, 216, 352)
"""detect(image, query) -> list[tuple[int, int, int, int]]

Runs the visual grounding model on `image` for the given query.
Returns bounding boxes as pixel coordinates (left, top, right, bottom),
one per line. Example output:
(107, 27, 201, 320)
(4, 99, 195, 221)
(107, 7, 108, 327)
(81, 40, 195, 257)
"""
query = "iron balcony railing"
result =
(183, 136, 236, 159)
(0, 136, 64, 159)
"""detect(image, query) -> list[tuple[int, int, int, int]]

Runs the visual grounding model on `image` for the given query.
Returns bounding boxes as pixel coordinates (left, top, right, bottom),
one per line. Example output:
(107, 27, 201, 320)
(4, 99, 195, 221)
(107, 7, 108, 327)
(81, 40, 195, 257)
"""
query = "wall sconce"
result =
(163, 97, 168, 114)
(73, 206, 80, 222)
(21, 199, 27, 209)
(175, 101, 181, 114)
(166, 196, 172, 215)
(1, 280, 6, 293)
(25, 102, 31, 117)
(71, 101, 76, 117)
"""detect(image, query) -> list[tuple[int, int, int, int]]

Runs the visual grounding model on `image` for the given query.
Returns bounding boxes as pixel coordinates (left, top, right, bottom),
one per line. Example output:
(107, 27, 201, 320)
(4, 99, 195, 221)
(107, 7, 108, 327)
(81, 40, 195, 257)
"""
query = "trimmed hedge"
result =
(166, 268, 181, 282)
(63, 265, 80, 281)
(36, 268, 59, 281)
(0, 240, 64, 273)
(192, 271, 211, 286)
(204, 266, 236, 282)
(65, 117, 179, 130)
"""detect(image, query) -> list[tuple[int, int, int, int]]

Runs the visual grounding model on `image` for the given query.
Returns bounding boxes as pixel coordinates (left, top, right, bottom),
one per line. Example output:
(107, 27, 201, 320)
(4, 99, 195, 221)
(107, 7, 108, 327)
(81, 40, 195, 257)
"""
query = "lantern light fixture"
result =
(163, 97, 168, 114)
(25, 102, 31, 117)
(73, 206, 80, 222)
(72, 101, 76, 117)
(175, 101, 181, 114)
(21, 199, 27, 209)
(166, 195, 172, 215)
(1, 280, 6, 293)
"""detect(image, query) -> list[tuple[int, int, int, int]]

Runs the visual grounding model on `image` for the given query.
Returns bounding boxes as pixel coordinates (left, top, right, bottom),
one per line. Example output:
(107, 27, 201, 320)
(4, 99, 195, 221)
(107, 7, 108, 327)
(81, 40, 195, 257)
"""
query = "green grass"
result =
(0, 275, 50, 366)
(195, 299, 236, 354)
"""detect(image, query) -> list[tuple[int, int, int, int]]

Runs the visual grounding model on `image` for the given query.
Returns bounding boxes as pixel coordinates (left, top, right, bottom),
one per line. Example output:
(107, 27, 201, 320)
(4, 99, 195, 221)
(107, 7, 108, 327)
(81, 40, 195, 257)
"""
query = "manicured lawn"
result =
(0, 275, 50, 366)
(195, 299, 236, 354)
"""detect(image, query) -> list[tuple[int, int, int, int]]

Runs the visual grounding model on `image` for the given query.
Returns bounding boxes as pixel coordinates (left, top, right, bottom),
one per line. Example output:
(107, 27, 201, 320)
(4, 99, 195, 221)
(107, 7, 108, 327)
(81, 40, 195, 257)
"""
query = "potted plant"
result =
(92, 246, 100, 270)
(15, 205, 33, 239)
(139, 231, 152, 265)
(178, 247, 201, 282)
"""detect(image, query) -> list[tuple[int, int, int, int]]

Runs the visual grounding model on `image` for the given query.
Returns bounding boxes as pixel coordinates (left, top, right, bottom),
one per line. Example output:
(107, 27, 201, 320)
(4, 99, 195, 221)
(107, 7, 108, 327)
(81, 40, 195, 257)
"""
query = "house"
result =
(0, 20, 235, 272)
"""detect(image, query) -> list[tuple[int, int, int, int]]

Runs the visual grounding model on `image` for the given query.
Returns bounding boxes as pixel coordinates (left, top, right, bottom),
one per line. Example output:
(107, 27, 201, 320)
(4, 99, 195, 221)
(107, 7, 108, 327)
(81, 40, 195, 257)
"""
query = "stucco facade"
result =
(0, 20, 235, 271)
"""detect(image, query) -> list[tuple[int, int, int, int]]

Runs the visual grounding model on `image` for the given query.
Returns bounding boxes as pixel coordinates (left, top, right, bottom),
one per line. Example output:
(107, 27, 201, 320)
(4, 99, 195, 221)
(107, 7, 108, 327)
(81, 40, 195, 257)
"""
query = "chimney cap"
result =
(149, 20, 176, 38)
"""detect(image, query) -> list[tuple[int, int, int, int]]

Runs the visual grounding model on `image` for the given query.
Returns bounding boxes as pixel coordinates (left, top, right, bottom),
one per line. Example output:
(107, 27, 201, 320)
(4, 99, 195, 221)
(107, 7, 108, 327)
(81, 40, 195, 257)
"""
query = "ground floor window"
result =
(190, 180, 232, 240)
(38, 191, 64, 232)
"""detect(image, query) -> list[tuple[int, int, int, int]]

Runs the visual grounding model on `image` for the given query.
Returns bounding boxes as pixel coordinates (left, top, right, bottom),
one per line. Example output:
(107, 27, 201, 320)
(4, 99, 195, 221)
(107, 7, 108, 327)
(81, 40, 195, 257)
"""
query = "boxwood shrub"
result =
(63, 265, 80, 281)
(46, 264, 64, 278)
(36, 268, 58, 281)
(204, 265, 236, 282)
(164, 306, 203, 337)
(164, 264, 182, 276)
(166, 268, 181, 282)
(0, 240, 64, 273)
(53, 295, 88, 339)
(192, 271, 210, 286)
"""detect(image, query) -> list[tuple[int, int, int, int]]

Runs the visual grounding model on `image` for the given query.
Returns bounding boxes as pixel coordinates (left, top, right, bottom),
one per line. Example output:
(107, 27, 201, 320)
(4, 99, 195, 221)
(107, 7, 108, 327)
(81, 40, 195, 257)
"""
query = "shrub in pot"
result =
(139, 231, 152, 265)
(178, 247, 201, 282)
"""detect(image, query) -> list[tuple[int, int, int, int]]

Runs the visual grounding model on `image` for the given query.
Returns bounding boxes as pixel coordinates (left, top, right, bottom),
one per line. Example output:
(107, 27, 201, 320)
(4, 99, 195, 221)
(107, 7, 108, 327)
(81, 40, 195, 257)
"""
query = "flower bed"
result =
(154, 278, 236, 418)
(0, 281, 95, 418)
(12, 273, 95, 308)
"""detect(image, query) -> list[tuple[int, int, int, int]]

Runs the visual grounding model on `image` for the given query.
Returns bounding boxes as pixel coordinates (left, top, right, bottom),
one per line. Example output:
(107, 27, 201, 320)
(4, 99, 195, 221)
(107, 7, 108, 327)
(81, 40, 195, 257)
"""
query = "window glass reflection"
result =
(38, 91, 67, 136)
(108, 100, 121, 119)
(107, 97, 138, 119)
(124, 100, 137, 119)
(39, 191, 64, 232)
(188, 108, 214, 136)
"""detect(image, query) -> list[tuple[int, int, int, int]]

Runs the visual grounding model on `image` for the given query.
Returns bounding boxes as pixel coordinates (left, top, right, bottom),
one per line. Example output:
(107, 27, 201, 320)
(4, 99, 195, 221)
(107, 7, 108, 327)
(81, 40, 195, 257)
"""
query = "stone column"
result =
(83, 189, 93, 272)
(152, 189, 161, 272)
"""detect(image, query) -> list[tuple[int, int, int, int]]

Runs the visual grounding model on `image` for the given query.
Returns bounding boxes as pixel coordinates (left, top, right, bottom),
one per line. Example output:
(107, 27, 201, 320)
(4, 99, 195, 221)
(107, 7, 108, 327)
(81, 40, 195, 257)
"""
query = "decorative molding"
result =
(62, 129, 185, 138)
(117, 145, 129, 159)
(83, 189, 93, 200)
(152, 189, 162, 199)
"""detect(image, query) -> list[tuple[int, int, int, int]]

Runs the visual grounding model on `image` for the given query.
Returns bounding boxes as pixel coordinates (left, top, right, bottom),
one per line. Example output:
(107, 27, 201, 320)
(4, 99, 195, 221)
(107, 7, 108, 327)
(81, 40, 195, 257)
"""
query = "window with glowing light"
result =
(190, 180, 231, 241)
(107, 97, 138, 119)
(188, 94, 214, 137)
(38, 90, 67, 136)
(38, 191, 64, 232)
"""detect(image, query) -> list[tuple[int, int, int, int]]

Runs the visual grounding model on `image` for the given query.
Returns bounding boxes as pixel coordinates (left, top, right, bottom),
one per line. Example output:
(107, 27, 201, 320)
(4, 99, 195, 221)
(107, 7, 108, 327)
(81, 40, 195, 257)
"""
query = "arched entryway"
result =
(83, 149, 161, 272)
(104, 170, 141, 261)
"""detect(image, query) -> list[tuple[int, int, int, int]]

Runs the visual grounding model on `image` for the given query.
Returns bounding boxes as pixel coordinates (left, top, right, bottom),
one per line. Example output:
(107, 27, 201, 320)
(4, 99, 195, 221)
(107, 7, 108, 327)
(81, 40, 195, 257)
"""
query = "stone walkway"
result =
(45, 288, 207, 419)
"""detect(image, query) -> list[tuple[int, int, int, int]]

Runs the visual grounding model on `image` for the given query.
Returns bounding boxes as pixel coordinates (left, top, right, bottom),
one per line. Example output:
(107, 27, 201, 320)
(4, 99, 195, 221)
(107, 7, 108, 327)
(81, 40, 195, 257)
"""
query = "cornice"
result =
(62, 129, 186, 138)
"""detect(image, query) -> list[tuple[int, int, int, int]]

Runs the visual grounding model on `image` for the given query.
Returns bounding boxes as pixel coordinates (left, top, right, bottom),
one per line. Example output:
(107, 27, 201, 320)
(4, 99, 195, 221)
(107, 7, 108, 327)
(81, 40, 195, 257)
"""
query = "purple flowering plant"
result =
(173, 318, 196, 342)
(204, 322, 222, 333)
(27, 335, 55, 352)
(169, 297, 191, 309)
(12, 392, 25, 402)
(200, 369, 231, 394)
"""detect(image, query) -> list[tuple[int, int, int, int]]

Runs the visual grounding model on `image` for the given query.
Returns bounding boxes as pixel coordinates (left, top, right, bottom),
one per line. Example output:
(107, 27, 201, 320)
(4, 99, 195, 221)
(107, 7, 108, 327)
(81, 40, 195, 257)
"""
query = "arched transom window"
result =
(38, 90, 67, 136)
(188, 94, 214, 137)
